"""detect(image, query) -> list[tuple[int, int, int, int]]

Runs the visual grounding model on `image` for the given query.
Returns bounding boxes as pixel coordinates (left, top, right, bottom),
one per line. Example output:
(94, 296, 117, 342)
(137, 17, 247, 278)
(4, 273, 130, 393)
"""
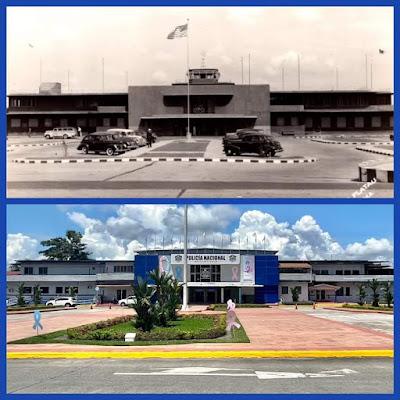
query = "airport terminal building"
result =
(7, 249, 393, 305)
(7, 68, 393, 135)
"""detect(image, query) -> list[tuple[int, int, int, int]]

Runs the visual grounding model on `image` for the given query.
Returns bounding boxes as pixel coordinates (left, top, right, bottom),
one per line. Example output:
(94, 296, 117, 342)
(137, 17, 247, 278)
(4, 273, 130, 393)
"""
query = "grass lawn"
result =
(342, 304, 393, 312)
(9, 315, 249, 346)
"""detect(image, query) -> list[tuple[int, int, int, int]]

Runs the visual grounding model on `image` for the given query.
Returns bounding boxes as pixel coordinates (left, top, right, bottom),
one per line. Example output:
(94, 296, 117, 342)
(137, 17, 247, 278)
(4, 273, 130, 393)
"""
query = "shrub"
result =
(131, 277, 156, 331)
(17, 283, 25, 307)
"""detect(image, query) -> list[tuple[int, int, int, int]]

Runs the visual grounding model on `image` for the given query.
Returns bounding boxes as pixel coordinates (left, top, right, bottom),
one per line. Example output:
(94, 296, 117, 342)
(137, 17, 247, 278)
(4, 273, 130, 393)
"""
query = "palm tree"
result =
(357, 284, 366, 306)
(367, 279, 380, 307)
(33, 285, 42, 306)
(131, 277, 156, 331)
(381, 281, 393, 308)
(290, 287, 300, 303)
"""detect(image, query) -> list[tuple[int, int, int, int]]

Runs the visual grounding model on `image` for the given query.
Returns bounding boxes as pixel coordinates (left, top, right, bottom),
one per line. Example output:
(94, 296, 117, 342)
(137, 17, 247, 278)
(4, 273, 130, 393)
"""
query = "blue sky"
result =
(7, 204, 393, 247)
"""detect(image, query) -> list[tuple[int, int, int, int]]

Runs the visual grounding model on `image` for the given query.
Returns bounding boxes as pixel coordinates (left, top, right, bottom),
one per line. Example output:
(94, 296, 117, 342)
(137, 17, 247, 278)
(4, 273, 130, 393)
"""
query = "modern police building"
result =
(7, 249, 393, 305)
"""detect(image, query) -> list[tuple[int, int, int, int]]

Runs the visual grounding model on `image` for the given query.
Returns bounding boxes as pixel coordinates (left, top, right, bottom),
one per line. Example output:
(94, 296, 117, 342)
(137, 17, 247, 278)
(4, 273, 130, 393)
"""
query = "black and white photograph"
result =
(6, 6, 394, 198)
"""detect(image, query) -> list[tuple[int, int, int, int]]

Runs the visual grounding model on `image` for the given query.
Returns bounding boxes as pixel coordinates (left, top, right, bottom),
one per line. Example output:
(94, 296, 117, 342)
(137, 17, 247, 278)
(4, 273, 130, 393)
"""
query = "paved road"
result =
(298, 308, 394, 335)
(7, 136, 393, 198)
(7, 357, 393, 394)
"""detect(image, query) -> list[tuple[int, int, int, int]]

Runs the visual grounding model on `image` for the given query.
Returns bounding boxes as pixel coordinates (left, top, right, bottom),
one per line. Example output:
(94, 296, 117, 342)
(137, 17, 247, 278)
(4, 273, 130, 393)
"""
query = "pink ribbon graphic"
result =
(231, 266, 239, 281)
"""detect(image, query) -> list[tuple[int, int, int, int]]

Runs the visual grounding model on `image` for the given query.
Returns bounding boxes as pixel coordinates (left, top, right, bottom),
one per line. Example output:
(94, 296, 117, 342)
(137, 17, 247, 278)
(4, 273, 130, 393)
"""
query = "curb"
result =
(7, 349, 393, 359)
(355, 146, 394, 157)
(7, 142, 75, 149)
(7, 307, 77, 315)
(311, 139, 392, 146)
(323, 307, 393, 315)
(11, 156, 318, 165)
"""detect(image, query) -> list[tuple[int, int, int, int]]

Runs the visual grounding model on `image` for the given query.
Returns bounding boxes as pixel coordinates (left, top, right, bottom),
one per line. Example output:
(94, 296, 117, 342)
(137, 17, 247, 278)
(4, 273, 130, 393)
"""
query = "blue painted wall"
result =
(134, 255, 159, 284)
(254, 255, 280, 304)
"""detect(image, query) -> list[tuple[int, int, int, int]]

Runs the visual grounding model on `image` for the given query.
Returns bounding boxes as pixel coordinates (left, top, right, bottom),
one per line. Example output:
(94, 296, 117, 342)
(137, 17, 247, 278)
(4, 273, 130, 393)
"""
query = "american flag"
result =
(167, 24, 188, 39)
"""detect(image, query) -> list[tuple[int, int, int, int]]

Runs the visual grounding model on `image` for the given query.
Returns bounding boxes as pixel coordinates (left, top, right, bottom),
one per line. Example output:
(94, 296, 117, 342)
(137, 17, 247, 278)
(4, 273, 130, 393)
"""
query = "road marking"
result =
(113, 367, 358, 380)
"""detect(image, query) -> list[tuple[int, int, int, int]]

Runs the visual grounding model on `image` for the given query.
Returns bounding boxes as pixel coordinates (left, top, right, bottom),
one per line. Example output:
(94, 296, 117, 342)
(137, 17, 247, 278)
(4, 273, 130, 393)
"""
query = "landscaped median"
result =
(9, 313, 249, 346)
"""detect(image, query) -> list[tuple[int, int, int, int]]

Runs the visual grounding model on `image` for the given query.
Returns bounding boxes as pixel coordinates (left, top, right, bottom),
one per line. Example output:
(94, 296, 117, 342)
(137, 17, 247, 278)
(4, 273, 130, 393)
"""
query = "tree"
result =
(17, 283, 25, 306)
(68, 287, 77, 298)
(33, 285, 42, 306)
(381, 281, 393, 308)
(290, 287, 300, 303)
(131, 277, 156, 332)
(39, 230, 91, 261)
(149, 269, 173, 327)
(367, 279, 380, 307)
(357, 284, 367, 306)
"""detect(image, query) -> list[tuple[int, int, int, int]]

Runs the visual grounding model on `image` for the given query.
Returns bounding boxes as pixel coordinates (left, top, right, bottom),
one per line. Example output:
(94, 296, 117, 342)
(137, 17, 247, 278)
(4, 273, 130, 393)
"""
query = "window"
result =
(276, 117, 285, 126)
(190, 265, 221, 282)
(64, 287, 78, 294)
(38, 267, 48, 275)
(336, 270, 343, 275)
(40, 287, 49, 294)
(103, 118, 111, 127)
(117, 118, 125, 128)
(352, 270, 360, 275)
(44, 118, 52, 128)
(344, 270, 351, 275)
(10, 118, 21, 128)
(371, 116, 381, 128)
(281, 286, 288, 295)
(113, 265, 133, 273)
(77, 118, 87, 127)
(28, 118, 39, 128)
(320, 270, 329, 275)
(295, 286, 302, 294)
(321, 117, 331, 128)
(345, 287, 351, 296)
(337, 287, 344, 296)
(56, 287, 63, 294)
(291, 117, 299, 126)
(24, 267, 33, 275)
(337, 116, 347, 128)
(354, 116, 364, 128)
(60, 119, 68, 127)
(23, 287, 32, 294)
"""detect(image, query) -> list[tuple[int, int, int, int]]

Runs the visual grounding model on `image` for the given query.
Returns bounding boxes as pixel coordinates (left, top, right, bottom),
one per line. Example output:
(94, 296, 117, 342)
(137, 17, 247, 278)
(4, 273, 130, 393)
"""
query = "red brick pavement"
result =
(7, 307, 392, 353)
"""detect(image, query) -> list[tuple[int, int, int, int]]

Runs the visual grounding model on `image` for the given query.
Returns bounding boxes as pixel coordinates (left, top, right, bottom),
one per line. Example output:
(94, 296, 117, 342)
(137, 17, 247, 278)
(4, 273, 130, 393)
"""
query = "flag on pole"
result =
(167, 24, 188, 39)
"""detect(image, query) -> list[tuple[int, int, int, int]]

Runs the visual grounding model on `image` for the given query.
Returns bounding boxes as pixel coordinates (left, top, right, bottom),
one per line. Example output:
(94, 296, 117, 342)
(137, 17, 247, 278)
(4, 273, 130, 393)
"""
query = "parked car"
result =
(108, 129, 147, 147)
(6, 297, 18, 307)
(106, 129, 139, 150)
(45, 297, 76, 307)
(390, 133, 394, 141)
(44, 127, 77, 139)
(77, 132, 127, 156)
(134, 129, 158, 143)
(223, 132, 283, 157)
(118, 296, 137, 307)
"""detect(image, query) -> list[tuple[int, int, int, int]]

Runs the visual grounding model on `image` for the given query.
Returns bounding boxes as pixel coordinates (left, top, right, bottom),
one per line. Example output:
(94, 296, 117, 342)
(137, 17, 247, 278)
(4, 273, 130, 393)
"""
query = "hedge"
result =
(66, 314, 227, 342)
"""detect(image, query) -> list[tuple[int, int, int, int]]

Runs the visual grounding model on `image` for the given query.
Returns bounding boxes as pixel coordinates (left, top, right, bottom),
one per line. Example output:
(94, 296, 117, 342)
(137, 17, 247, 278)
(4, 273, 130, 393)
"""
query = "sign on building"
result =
(171, 253, 240, 265)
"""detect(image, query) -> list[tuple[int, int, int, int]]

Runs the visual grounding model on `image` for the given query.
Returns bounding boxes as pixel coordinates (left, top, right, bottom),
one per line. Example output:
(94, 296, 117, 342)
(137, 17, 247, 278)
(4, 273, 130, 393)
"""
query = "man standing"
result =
(146, 128, 153, 148)
(77, 126, 82, 137)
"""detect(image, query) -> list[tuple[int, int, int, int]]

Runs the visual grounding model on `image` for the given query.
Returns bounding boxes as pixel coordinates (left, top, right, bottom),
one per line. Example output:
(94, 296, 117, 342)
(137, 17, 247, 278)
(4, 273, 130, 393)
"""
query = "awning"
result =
(96, 284, 131, 288)
(141, 114, 257, 120)
(279, 262, 311, 269)
(309, 284, 341, 291)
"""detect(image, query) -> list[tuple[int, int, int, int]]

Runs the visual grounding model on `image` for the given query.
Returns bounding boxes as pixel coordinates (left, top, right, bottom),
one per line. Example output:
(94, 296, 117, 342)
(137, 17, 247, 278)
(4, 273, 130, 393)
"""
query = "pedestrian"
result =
(146, 128, 153, 148)
(27, 128, 31, 138)
(77, 126, 82, 137)
(62, 139, 68, 158)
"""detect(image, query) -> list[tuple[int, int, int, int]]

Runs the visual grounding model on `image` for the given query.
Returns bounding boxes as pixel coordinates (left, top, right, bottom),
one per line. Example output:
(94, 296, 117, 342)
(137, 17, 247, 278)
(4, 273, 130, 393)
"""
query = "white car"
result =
(107, 129, 147, 147)
(44, 127, 77, 139)
(118, 296, 136, 307)
(6, 297, 18, 307)
(46, 297, 76, 307)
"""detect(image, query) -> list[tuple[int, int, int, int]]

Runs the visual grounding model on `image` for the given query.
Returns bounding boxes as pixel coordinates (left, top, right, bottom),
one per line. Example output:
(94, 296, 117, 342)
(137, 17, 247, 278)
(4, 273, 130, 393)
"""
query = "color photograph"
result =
(6, 204, 394, 394)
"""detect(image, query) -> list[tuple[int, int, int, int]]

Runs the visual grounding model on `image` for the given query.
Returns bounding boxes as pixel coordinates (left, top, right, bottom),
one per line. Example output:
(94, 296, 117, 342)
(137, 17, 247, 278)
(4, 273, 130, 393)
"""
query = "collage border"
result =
(0, 0, 398, 399)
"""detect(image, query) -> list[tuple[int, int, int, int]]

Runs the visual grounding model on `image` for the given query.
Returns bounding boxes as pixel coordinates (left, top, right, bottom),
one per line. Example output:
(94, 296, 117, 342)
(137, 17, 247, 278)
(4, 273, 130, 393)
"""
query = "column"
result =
(238, 287, 242, 304)
(221, 287, 224, 304)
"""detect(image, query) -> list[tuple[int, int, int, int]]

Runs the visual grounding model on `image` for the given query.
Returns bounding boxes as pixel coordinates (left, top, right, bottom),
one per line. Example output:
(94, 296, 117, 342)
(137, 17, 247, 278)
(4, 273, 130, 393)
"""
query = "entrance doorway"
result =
(116, 289, 127, 300)
(316, 290, 326, 301)
(189, 288, 220, 304)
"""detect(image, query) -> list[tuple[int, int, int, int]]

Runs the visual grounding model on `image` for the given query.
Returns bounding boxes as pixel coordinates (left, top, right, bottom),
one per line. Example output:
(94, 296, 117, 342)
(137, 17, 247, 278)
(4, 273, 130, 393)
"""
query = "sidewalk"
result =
(7, 307, 393, 358)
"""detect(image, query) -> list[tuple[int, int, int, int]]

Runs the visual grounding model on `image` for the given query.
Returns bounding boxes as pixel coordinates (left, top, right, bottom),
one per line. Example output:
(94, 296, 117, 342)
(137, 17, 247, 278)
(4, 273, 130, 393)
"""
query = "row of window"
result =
(281, 286, 352, 296)
(18, 286, 79, 295)
(24, 267, 47, 275)
(190, 265, 221, 282)
(10, 117, 126, 129)
(275, 115, 393, 129)
(314, 270, 360, 275)
(113, 265, 133, 273)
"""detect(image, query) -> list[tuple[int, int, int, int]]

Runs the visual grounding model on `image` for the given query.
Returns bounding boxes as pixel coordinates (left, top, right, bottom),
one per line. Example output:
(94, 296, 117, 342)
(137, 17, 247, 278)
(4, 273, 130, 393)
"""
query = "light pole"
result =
(182, 204, 188, 310)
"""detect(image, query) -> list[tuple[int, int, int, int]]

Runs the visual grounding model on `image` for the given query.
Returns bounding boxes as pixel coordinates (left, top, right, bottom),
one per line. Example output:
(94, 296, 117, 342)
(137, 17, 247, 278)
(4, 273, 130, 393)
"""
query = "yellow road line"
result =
(7, 349, 393, 359)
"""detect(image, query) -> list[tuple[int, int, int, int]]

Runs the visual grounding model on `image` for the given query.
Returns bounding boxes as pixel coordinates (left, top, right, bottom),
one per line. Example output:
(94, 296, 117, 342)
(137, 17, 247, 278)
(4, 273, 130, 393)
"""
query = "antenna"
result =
(200, 51, 206, 68)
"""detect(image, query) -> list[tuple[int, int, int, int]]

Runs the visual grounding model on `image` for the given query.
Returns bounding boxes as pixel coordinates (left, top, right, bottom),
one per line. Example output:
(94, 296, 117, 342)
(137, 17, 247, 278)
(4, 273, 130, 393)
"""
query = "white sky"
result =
(7, 6, 394, 93)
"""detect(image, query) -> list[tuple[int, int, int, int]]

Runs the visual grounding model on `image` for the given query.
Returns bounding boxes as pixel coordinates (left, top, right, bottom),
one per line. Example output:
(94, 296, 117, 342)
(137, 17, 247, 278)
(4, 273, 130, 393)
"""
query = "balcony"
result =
(96, 272, 134, 282)
(7, 274, 97, 282)
(280, 273, 312, 281)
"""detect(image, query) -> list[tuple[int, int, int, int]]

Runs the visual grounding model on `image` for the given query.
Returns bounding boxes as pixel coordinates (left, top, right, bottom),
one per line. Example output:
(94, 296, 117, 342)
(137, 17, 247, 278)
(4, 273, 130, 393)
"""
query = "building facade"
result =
(7, 68, 393, 135)
(7, 250, 393, 305)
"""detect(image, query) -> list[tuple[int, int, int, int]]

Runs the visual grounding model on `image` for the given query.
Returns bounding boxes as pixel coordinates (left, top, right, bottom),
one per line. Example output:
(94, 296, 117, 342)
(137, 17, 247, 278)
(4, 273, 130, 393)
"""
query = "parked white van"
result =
(44, 127, 77, 139)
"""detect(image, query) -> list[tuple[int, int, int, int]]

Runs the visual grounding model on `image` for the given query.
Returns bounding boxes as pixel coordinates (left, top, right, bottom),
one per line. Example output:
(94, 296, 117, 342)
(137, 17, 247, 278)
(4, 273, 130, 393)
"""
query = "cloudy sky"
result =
(7, 6, 393, 93)
(7, 204, 393, 266)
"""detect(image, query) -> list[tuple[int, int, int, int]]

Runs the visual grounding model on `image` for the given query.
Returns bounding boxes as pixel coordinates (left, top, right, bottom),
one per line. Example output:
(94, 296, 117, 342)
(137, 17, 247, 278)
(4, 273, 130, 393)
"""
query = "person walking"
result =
(62, 139, 68, 158)
(77, 126, 82, 137)
(146, 128, 153, 148)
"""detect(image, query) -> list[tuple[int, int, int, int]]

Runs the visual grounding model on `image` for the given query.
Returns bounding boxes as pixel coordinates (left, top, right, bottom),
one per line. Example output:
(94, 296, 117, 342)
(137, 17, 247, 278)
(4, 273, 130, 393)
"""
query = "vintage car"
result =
(223, 132, 283, 157)
(77, 132, 127, 156)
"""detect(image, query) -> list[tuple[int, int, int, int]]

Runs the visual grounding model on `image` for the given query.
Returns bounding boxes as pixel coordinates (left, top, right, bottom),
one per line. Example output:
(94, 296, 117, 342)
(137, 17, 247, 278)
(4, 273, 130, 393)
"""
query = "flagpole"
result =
(186, 18, 191, 141)
(182, 204, 188, 310)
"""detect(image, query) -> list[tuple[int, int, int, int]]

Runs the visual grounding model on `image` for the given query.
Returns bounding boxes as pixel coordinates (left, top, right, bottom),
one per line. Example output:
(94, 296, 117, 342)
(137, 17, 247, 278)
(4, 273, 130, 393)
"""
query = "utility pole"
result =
(102, 57, 105, 93)
(241, 56, 244, 84)
(182, 205, 188, 310)
(67, 70, 70, 92)
(370, 62, 373, 90)
(297, 54, 301, 90)
(125, 71, 129, 89)
(281, 62, 285, 90)
(335, 67, 339, 90)
(248, 53, 251, 85)
(365, 54, 368, 89)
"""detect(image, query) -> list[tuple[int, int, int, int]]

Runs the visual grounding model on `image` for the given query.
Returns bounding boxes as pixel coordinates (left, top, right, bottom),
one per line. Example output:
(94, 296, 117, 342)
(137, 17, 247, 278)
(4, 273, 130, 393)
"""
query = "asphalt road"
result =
(7, 135, 393, 198)
(7, 357, 393, 394)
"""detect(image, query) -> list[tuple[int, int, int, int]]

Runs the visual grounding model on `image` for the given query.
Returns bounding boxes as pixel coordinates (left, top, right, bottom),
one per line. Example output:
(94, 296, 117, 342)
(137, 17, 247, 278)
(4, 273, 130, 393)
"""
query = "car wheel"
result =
(120, 302, 126, 307)
(259, 148, 267, 157)
(106, 147, 114, 156)
(65, 303, 71, 307)
(225, 148, 233, 156)
(47, 303, 54, 307)
(270, 150, 276, 157)
(45, 135, 50, 139)
(82, 146, 89, 154)
(63, 134, 68, 139)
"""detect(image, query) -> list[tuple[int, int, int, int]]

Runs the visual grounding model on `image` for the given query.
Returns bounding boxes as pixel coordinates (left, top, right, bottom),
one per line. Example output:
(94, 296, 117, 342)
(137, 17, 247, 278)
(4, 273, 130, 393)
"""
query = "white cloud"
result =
(7, 233, 41, 266)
